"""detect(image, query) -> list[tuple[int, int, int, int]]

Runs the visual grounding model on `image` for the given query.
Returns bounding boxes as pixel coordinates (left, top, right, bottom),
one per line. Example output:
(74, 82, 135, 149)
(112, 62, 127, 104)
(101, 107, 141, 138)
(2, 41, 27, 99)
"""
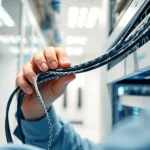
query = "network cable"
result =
(5, 0, 150, 150)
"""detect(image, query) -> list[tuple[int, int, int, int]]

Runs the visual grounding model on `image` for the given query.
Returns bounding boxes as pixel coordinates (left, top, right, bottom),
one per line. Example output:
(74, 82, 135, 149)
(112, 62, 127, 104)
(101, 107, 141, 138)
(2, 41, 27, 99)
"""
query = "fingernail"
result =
(63, 59, 70, 63)
(41, 63, 49, 71)
(50, 60, 58, 69)
(25, 88, 33, 94)
(31, 76, 36, 83)
(66, 78, 75, 84)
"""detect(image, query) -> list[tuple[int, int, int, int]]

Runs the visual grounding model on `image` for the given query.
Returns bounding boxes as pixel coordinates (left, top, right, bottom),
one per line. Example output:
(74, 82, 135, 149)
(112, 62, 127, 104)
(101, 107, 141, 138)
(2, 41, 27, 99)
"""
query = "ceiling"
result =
(0, 0, 102, 62)
(0, 0, 20, 35)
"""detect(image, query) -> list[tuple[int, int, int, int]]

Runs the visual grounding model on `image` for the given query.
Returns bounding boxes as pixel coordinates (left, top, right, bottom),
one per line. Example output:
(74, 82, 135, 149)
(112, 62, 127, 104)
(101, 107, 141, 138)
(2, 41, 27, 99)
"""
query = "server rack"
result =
(107, 0, 150, 125)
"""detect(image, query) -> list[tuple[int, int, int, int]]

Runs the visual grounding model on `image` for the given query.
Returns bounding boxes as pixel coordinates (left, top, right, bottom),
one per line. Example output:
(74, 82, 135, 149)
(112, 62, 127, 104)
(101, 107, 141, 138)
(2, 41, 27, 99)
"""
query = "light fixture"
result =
(67, 7, 100, 29)
(118, 86, 125, 96)
(9, 46, 38, 55)
(67, 7, 79, 28)
(65, 46, 83, 56)
(80, 36, 88, 45)
(66, 36, 74, 45)
(0, 35, 27, 45)
(77, 7, 88, 28)
(0, 6, 15, 27)
(9, 35, 18, 44)
(66, 36, 88, 45)
(9, 46, 19, 54)
(85, 7, 100, 28)
(0, 35, 9, 44)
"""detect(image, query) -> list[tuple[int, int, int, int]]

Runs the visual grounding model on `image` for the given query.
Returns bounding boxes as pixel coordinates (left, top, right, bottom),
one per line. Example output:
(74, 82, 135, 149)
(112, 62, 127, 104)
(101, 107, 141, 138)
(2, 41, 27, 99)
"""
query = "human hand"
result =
(16, 47, 76, 120)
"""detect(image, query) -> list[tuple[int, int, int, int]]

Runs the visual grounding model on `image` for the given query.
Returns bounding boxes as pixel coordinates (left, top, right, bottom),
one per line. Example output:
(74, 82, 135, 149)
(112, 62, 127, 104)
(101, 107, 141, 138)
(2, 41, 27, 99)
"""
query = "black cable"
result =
(108, 0, 150, 49)
(5, 87, 20, 143)
(37, 18, 150, 83)
(17, 90, 25, 143)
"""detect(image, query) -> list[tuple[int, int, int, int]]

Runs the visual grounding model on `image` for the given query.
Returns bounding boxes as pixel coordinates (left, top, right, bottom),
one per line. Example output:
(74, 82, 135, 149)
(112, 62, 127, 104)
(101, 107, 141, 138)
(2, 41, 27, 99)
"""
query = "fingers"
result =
(55, 47, 71, 68)
(16, 70, 33, 94)
(44, 47, 58, 69)
(32, 47, 71, 71)
(51, 74, 76, 97)
(33, 52, 49, 72)
(17, 46, 72, 94)
(23, 63, 36, 84)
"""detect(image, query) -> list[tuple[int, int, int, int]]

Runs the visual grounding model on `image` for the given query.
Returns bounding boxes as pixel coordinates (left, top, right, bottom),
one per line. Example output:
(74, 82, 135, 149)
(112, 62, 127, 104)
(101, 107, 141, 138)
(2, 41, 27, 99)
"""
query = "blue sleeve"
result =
(14, 106, 100, 150)
(14, 106, 150, 150)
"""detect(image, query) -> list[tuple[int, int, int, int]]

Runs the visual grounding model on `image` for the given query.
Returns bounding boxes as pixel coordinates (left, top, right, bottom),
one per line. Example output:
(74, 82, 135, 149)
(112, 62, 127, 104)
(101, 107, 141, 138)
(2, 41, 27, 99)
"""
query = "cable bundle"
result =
(5, 1, 150, 150)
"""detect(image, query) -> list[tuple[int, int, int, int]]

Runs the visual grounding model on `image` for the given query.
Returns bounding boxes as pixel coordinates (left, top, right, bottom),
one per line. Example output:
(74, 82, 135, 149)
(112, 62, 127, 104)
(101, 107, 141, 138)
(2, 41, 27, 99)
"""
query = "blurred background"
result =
(0, 0, 150, 145)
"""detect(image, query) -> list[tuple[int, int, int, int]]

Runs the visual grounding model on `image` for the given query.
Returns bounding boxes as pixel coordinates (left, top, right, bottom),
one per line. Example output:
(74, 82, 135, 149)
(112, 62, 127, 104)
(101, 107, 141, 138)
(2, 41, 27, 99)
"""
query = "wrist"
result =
(21, 105, 51, 121)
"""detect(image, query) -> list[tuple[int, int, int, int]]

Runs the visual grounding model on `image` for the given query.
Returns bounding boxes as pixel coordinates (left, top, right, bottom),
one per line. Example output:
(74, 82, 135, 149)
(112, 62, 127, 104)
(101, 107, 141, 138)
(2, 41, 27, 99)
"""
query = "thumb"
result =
(51, 74, 76, 97)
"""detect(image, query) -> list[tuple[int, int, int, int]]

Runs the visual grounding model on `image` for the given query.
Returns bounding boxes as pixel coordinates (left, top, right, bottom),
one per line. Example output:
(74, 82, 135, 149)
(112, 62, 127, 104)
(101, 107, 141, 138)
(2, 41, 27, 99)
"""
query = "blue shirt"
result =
(1, 106, 150, 150)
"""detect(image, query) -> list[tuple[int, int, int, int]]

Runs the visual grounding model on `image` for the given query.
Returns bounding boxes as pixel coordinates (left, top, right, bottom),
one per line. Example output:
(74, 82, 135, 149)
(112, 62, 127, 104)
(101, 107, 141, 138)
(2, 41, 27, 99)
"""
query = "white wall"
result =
(0, 45, 17, 144)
